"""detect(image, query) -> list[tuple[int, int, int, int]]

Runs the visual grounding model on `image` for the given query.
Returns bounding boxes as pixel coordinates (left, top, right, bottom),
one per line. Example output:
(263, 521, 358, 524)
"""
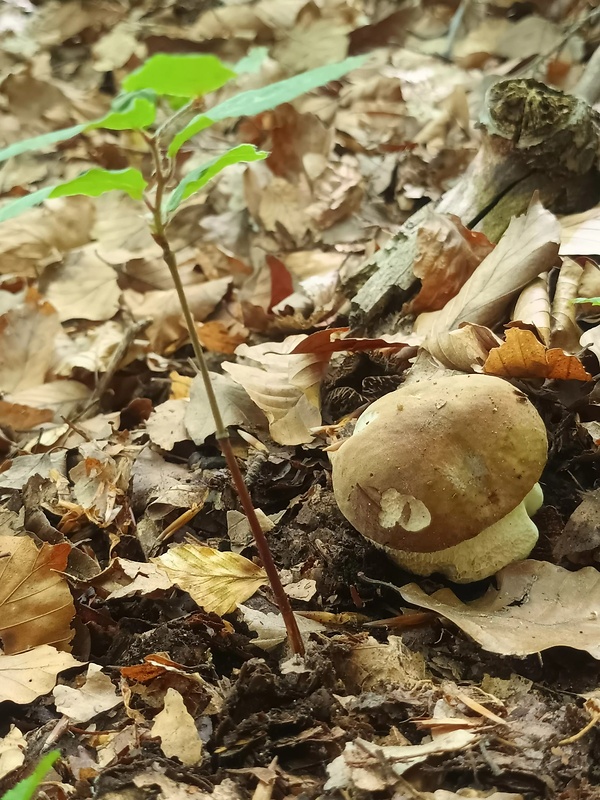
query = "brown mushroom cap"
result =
(330, 374, 548, 553)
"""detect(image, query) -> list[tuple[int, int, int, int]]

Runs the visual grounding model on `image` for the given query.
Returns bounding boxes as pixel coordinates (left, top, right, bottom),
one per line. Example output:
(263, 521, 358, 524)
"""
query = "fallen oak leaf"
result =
(153, 544, 267, 616)
(484, 327, 590, 381)
(400, 560, 600, 658)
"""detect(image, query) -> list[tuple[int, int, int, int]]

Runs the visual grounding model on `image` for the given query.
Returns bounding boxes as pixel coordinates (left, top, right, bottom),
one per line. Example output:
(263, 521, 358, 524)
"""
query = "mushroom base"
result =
(379, 483, 543, 584)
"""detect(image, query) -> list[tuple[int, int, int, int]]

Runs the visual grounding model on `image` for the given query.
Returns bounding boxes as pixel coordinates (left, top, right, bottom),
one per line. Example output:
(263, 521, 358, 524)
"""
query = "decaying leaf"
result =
(237, 605, 326, 650)
(0, 645, 81, 704)
(53, 663, 122, 722)
(400, 560, 600, 658)
(511, 273, 551, 346)
(405, 212, 494, 315)
(325, 730, 479, 792)
(0, 536, 75, 654)
(153, 544, 267, 616)
(424, 322, 502, 372)
(151, 688, 203, 766)
(416, 198, 560, 338)
(484, 328, 590, 381)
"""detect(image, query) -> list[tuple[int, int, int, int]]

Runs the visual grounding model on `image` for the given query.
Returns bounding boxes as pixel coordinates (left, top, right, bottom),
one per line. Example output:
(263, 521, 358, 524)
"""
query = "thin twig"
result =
(146, 136, 305, 656)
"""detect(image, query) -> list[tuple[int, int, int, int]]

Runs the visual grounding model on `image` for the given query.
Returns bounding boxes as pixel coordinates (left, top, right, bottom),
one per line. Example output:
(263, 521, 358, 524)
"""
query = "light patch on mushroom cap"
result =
(379, 489, 431, 531)
(382, 483, 543, 583)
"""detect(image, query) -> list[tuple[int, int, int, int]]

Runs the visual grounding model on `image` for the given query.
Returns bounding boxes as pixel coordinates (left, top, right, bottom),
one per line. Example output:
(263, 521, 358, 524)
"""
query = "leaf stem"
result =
(147, 134, 305, 656)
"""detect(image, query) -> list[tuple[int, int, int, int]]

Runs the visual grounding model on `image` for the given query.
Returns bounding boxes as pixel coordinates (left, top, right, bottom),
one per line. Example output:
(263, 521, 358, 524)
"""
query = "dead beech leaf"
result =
(0, 536, 75, 654)
(40, 245, 121, 322)
(511, 273, 551, 346)
(415, 198, 560, 337)
(559, 206, 600, 256)
(550, 257, 584, 353)
(53, 663, 122, 722)
(405, 212, 494, 315)
(197, 319, 247, 353)
(185, 372, 267, 444)
(484, 328, 590, 381)
(400, 560, 600, 658)
(0, 645, 82, 704)
(6, 380, 92, 423)
(223, 335, 327, 445)
(424, 323, 502, 372)
(0, 400, 53, 431)
(153, 544, 267, 616)
(146, 399, 189, 451)
(70, 445, 131, 528)
(152, 688, 203, 766)
(123, 277, 231, 354)
(0, 287, 61, 392)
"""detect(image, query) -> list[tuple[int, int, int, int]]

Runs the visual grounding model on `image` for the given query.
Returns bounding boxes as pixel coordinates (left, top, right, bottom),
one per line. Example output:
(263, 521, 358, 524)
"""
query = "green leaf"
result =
(165, 144, 267, 214)
(575, 297, 600, 305)
(0, 168, 147, 223)
(168, 54, 367, 157)
(122, 53, 236, 98)
(88, 90, 157, 130)
(0, 124, 86, 163)
(0, 92, 157, 165)
(1, 751, 60, 800)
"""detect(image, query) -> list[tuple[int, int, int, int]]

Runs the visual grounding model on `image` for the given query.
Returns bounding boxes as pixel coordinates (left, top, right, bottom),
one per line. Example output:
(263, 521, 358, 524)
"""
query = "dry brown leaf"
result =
(511, 273, 551, 345)
(581, 325, 600, 362)
(0, 197, 94, 278)
(237, 605, 326, 650)
(153, 544, 267, 616)
(41, 245, 121, 322)
(0, 645, 82, 704)
(559, 206, 600, 256)
(92, 558, 173, 600)
(484, 327, 590, 381)
(93, 193, 161, 265)
(53, 663, 122, 722)
(223, 335, 327, 445)
(0, 725, 27, 780)
(70, 445, 131, 528)
(197, 320, 248, 354)
(6, 380, 91, 422)
(0, 536, 75, 654)
(146, 399, 189, 451)
(123, 277, 230, 354)
(0, 287, 61, 392)
(152, 688, 203, 766)
(424, 323, 502, 372)
(550, 257, 584, 352)
(185, 372, 267, 444)
(0, 400, 53, 431)
(400, 560, 600, 657)
(405, 213, 494, 315)
(416, 198, 560, 338)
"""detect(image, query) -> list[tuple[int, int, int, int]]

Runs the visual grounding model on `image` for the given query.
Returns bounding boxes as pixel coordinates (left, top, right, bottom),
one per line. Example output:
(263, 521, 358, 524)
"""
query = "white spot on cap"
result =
(379, 489, 431, 531)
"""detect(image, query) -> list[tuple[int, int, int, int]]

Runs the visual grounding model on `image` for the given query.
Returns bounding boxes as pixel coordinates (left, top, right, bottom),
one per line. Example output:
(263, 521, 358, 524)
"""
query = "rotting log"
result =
(349, 78, 600, 327)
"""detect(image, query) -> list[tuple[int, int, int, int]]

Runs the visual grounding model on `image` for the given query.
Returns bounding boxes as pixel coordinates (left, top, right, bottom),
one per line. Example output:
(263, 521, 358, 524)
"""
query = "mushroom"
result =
(330, 374, 548, 583)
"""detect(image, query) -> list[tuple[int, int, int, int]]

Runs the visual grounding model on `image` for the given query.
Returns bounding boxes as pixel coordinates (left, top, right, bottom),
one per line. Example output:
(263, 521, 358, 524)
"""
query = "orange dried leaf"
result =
(484, 328, 590, 382)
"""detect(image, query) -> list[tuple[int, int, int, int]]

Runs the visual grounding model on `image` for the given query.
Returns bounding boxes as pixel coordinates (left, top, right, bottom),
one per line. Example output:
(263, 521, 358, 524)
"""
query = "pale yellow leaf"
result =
(0, 645, 81, 704)
(154, 544, 267, 616)
(53, 663, 122, 722)
(152, 688, 203, 766)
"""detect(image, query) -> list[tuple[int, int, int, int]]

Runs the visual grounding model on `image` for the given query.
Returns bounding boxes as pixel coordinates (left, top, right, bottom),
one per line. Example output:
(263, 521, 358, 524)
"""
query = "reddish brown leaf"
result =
(484, 328, 591, 381)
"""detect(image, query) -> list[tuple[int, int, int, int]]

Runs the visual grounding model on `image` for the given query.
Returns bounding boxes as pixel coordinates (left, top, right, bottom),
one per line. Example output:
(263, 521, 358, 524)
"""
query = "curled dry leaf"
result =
(424, 322, 502, 372)
(559, 206, 600, 256)
(153, 544, 267, 616)
(511, 273, 551, 346)
(53, 663, 122, 723)
(484, 327, 590, 381)
(0, 535, 74, 654)
(400, 560, 600, 658)
(0, 645, 82, 704)
(151, 687, 203, 767)
(550, 257, 584, 353)
(405, 212, 494, 315)
(416, 198, 560, 338)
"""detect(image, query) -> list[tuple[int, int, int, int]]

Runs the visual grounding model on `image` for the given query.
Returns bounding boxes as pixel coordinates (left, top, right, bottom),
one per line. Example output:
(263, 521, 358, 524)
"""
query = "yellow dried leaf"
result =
(153, 544, 267, 616)
(484, 328, 591, 382)
(0, 536, 75, 654)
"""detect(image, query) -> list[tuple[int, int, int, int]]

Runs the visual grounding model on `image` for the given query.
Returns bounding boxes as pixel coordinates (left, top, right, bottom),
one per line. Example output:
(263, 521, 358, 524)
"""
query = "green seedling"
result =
(0, 50, 366, 654)
(1, 751, 60, 800)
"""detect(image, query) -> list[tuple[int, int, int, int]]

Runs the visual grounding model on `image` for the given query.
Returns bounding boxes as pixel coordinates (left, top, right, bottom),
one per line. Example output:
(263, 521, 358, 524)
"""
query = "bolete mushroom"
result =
(330, 374, 548, 583)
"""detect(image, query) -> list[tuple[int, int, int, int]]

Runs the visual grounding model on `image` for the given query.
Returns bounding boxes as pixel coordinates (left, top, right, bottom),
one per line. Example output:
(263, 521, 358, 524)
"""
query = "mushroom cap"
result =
(330, 374, 547, 553)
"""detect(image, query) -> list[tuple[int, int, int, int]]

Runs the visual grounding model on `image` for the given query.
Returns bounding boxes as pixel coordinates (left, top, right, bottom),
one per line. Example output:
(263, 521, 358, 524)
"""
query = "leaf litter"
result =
(1, 2, 600, 799)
